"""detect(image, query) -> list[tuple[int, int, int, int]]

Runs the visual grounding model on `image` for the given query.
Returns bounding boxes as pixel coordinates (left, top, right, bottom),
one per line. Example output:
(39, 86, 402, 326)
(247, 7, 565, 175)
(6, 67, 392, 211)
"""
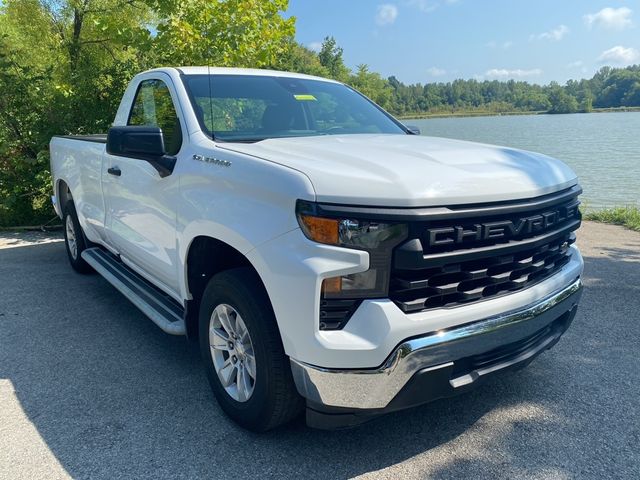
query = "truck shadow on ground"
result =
(1, 241, 637, 479)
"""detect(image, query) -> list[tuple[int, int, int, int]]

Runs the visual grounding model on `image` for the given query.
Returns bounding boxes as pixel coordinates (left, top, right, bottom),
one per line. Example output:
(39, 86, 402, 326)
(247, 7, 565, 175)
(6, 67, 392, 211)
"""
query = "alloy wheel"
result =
(65, 214, 78, 260)
(209, 304, 256, 402)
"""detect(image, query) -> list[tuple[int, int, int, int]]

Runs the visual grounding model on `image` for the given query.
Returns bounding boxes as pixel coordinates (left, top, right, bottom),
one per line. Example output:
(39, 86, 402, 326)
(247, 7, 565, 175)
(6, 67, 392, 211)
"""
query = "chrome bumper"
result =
(291, 278, 583, 411)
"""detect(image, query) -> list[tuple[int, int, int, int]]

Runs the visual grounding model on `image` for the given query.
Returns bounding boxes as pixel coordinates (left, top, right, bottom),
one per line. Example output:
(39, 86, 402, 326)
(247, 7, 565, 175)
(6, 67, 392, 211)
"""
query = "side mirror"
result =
(405, 125, 421, 135)
(106, 126, 176, 177)
(107, 126, 166, 159)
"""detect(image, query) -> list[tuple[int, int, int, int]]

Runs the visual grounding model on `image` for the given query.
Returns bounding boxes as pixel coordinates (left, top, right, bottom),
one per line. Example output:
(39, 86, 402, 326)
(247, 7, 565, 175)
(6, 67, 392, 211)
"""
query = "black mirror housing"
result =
(107, 126, 166, 160)
(405, 125, 421, 135)
(106, 126, 176, 177)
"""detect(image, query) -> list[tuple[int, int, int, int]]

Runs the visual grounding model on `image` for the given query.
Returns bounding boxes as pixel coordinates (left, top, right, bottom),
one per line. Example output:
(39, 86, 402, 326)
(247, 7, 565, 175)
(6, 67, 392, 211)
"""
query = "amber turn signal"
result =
(321, 277, 343, 294)
(298, 215, 339, 245)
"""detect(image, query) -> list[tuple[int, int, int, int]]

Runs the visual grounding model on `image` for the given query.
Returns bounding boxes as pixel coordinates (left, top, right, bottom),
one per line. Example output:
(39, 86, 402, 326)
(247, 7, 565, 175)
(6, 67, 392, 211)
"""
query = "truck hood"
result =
(220, 134, 578, 207)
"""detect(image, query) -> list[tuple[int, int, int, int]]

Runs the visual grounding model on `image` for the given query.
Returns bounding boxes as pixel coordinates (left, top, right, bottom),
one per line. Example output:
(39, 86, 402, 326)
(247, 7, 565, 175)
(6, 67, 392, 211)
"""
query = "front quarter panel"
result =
(176, 134, 317, 300)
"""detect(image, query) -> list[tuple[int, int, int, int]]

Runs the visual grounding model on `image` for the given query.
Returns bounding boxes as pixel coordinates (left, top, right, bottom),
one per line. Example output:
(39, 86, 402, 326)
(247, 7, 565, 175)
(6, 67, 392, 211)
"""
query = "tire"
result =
(63, 201, 93, 274)
(198, 267, 303, 432)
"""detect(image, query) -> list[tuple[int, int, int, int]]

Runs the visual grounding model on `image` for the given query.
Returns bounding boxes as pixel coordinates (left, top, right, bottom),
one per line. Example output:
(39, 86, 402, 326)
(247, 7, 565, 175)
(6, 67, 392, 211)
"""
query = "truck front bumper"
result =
(291, 277, 582, 429)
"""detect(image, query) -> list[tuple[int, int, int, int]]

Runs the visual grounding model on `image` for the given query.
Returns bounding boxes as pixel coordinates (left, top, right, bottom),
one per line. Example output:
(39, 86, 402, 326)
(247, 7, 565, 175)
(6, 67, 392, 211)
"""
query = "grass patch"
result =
(584, 207, 640, 232)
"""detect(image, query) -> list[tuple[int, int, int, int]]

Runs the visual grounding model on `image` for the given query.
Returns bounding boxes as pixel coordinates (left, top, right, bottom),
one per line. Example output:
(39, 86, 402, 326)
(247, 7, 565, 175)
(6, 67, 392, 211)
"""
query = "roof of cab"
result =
(146, 66, 341, 84)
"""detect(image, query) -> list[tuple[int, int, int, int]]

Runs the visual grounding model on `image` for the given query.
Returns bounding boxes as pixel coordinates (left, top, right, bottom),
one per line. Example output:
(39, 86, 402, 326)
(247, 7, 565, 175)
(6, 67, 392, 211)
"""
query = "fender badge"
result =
(193, 154, 231, 167)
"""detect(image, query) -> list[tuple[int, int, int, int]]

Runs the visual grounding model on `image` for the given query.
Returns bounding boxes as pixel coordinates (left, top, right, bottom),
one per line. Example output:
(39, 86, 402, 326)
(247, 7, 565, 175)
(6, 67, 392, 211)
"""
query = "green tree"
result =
(0, 0, 152, 226)
(151, 0, 294, 67)
(0, 0, 296, 227)
(547, 83, 579, 114)
(349, 64, 392, 109)
(596, 68, 640, 108)
(622, 82, 640, 106)
(273, 40, 328, 77)
(317, 36, 349, 82)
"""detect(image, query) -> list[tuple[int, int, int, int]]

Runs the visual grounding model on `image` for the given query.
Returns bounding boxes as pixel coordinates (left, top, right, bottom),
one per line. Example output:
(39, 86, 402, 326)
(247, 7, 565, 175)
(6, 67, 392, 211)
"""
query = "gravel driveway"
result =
(1, 221, 638, 479)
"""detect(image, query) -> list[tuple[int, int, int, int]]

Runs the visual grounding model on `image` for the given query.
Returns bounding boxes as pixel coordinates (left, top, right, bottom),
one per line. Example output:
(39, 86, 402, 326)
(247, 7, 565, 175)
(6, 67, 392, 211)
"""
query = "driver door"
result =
(103, 77, 184, 296)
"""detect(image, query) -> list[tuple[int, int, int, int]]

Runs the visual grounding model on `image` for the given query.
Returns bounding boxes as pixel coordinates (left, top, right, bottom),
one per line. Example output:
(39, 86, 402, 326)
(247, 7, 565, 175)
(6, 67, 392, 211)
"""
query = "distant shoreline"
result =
(399, 106, 640, 120)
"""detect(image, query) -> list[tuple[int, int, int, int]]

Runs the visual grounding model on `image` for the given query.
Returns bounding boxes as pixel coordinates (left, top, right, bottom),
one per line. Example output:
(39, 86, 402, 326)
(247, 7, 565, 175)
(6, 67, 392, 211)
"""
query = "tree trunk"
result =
(69, 7, 84, 73)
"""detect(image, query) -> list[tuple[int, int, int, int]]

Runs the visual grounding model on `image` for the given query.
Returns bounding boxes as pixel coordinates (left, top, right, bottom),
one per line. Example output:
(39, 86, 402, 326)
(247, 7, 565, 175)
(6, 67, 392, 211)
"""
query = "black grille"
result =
(390, 233, 575, 313)
(389, 188, 581, 314)
(319, 298, 362, 330)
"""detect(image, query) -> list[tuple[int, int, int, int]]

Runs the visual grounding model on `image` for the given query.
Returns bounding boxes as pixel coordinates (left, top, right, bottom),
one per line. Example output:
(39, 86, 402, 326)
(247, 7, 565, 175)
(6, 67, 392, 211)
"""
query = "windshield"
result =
(182, 74, 407, 142)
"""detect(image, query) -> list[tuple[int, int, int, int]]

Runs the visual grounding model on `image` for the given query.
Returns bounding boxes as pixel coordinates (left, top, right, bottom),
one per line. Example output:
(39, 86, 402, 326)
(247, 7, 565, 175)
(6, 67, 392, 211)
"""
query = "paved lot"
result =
(1, 222, 639, 479)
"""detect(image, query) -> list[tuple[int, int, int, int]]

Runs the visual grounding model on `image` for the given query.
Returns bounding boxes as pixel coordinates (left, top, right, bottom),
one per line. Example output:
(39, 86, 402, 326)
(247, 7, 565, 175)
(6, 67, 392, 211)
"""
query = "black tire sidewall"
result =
(63, 202, 91, 273)
(198, 268, 288, 430)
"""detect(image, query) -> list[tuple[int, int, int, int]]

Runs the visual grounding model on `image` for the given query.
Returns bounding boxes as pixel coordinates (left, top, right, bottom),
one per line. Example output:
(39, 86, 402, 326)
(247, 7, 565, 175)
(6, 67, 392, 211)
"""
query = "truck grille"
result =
(389, 186, 581, 314)
(391, 233, 575, 312)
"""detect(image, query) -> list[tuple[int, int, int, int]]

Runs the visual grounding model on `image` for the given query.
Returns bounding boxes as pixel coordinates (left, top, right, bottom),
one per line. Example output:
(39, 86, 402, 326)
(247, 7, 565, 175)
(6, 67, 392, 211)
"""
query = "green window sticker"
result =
(293, 94, 317, 101)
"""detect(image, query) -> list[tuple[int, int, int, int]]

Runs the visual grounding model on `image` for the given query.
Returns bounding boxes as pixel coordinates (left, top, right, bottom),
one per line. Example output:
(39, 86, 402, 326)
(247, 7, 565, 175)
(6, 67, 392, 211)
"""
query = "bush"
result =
(0, 153, 54, 227)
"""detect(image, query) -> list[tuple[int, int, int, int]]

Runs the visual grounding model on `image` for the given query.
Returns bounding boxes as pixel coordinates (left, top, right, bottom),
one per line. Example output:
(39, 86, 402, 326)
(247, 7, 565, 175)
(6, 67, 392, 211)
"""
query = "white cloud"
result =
(530, 25, 569, 41)
(598, 46, 640, 65)
(584, 7, 633, 30)
(403, 0, 437, 13)
(484, 68, 543, 79)
(376, 4, 398, 26)
(402, 0, 460, 13)
(567, 60, 583, 68)
(308, 41, 322, 53)
(487, 40, 513, 49)
(426, 67, 446, 76)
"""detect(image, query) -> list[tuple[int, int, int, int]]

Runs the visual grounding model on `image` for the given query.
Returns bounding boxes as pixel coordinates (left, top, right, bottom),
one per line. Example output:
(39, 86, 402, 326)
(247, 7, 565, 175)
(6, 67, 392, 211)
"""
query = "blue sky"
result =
(287, 0, 639, 84)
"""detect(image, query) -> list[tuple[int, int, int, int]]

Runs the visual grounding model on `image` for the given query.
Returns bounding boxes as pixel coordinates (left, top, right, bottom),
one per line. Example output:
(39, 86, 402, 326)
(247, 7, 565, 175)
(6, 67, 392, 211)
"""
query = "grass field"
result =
(584, 206, 640, 232)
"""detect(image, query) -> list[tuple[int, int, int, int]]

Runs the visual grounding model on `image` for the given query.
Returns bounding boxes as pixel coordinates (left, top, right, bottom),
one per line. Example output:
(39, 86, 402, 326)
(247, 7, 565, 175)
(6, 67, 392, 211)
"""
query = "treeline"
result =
(2, 1, 640, 227)
(282, 37, 640, 117)
(388, 65, 640, 116)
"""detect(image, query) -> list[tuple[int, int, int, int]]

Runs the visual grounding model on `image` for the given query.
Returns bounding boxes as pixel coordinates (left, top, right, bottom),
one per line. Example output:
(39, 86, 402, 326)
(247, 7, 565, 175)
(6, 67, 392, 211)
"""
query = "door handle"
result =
(107, 166, 122, 177)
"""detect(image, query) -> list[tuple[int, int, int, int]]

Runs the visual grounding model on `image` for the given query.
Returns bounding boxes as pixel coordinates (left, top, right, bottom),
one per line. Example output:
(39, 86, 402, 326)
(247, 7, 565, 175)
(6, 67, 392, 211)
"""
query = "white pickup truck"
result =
(50, 67, 584, 431)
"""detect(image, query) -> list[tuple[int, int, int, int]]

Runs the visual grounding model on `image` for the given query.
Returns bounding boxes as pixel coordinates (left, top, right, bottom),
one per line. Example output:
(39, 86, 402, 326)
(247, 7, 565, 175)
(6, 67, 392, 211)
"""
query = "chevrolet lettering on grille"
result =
(426, 200, 580, 247)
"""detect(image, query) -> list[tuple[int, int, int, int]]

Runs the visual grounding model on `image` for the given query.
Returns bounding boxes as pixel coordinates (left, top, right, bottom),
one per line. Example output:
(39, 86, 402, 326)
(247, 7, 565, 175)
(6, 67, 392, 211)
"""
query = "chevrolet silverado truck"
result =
(50, 67, 584, 431)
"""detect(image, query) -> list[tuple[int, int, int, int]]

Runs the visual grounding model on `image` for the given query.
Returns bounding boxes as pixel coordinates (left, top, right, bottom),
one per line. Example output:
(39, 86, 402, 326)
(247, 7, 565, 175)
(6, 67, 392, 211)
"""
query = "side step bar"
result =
(81, 248, 186, 335)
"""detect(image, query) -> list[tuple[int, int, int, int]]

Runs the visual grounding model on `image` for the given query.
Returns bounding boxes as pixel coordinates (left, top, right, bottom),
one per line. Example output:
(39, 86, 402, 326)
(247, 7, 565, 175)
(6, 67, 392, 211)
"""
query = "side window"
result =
(128, 79, 183, 155)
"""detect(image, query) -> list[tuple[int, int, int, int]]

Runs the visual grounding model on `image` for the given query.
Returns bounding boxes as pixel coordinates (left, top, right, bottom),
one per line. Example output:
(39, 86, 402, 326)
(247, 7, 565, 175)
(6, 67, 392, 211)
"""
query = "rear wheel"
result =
(198, 268, 303, 431)
(63, 202, 92, 274)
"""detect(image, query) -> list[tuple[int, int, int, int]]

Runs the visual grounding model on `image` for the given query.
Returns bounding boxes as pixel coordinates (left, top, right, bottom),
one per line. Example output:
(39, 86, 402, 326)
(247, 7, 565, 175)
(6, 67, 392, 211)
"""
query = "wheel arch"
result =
(55, 178, 73, 218)
(183, 235, 276, 341)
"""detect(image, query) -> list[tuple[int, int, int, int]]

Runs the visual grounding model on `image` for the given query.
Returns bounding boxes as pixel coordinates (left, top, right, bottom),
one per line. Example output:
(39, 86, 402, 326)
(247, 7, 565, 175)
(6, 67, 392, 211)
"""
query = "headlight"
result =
(298, 215, 406, 250)
(296, 201, 408, 300)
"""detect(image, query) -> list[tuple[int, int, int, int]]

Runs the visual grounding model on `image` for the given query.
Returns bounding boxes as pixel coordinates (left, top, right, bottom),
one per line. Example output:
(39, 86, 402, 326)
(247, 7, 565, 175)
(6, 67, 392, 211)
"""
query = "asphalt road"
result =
(1, 221, 639, 480)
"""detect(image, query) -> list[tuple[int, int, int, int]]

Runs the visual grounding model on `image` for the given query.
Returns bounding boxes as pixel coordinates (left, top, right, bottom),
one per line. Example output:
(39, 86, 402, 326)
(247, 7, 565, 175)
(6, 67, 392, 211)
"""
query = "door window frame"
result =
(126, 77, 186, 157)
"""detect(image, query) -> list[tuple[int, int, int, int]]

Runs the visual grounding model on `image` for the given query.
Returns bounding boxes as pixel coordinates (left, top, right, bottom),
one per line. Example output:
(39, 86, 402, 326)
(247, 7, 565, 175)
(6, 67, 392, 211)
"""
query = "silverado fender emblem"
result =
(192, 154, 231, 167)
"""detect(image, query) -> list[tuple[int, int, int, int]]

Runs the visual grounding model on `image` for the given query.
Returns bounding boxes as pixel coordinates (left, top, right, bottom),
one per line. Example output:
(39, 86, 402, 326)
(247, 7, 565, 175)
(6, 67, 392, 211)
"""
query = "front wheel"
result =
(198, 268, 303, 431)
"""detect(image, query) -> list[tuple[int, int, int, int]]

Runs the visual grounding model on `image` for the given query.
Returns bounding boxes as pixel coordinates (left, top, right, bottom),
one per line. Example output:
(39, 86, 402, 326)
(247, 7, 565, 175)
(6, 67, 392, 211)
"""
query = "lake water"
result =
(409, 112, 640, 210)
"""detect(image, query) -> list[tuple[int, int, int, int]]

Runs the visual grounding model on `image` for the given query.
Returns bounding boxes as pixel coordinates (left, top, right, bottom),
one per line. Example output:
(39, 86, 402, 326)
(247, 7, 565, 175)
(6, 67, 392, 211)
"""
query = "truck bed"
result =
(53, 134, 107, 144)
(50, 134, 108, 227)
